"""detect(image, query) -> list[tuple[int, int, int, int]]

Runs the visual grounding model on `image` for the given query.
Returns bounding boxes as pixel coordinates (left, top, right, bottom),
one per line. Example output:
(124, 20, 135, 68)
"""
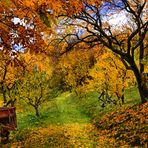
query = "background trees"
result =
(52, 44, 95, 94)
(89, 47, 136, 105)
(0, 0, 147, 106)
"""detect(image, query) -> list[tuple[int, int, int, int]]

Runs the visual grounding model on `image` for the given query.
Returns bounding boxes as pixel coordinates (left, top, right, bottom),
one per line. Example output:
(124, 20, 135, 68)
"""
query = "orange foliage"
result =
(94, 102, 148, 147)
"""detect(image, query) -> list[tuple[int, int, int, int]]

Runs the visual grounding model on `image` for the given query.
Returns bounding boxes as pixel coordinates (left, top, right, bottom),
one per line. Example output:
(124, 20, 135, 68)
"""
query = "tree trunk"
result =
(2, 88, 7, 105)
(35, 106, 40, 117)
(121, 94, 125, 104)
(141, 73, 148, 100)
(0, 128, 10, 144)
(131, 61, 147, 103)
(138, 85, 147, 103)
(135, 73, 147, 104)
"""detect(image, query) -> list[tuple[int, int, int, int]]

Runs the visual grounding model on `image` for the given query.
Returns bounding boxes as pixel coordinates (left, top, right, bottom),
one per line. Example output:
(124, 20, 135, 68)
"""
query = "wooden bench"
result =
(0, 107, 17, 144)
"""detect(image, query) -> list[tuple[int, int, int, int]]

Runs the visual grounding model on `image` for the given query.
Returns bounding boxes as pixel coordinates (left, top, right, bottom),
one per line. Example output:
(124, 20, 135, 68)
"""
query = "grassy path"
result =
(10, 92, 100, 147)
(55, 92, 90, 124)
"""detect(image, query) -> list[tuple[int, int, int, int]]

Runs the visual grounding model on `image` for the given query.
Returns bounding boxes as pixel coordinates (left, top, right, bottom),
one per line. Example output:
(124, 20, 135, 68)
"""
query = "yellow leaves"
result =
(0, 52, 22, 89)
(22, 51, 53, 77)
(144, 62, 148, 72)
(54, 46, 92, 92)
(0, 0, 13, 7)
(13, 0, 41, 8)
(11, 0, 85, 18)
(87, 0, 102, 6)
(12, 123, 99, 147)
(0, 100, 3, 106)
(24, 0, 35, 7)
(87, 48, 136, 100)
(95, 102, 148, 147)
(52, 1, 64, 16)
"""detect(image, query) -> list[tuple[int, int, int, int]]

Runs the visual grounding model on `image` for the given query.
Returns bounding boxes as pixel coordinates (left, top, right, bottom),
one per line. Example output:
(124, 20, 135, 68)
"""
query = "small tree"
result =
(20, 70, 51, 117)
(0, 50, 25, 106)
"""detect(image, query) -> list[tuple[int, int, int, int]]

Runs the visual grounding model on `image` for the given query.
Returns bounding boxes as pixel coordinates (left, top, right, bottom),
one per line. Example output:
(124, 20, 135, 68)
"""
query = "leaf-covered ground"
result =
(11, 123, 99, 148)
(94, 102, 148, 147)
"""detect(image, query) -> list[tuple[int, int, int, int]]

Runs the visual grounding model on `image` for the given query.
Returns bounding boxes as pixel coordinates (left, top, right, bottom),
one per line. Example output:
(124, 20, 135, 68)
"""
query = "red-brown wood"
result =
(0, 107, 17, 130)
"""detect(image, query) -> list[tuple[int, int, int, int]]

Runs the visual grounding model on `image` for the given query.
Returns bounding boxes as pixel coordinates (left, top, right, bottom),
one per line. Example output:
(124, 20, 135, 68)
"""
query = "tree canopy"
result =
(0, 0, 148, 104)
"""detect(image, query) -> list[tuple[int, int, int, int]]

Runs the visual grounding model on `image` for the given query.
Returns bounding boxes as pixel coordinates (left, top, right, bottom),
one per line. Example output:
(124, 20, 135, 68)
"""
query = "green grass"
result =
(16, 92, 90, 129)
(15, 86, 141, 130)
(125, 86, 141, 105)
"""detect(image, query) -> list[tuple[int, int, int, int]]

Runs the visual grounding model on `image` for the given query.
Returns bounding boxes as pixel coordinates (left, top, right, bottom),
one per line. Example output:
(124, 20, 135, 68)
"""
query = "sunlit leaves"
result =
(88, 47, 136, 103)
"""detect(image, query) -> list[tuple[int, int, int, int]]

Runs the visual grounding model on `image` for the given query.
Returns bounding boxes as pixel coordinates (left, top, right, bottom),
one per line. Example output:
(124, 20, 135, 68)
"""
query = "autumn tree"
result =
(0, 49, 25, 106)
(0, 0, 47, 73)
(50, 43, 95, 95)
(19, 70, 50, 117)
(0, 0, 47, 53)
(14, 50, 54, 117)
(0, 0, 50, 106)
(89, 47, 136, 105)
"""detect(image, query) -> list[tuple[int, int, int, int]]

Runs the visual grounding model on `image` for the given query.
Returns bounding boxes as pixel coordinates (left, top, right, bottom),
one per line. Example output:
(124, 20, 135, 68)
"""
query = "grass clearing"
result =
(15, 87, 140, 130)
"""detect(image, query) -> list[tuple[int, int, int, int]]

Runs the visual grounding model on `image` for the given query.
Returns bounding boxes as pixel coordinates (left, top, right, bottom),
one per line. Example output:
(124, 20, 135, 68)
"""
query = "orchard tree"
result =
(89, 47, 136, 105)
(17, 51, 53, 117)
(52, 43, 95, 94)
(20, 70, 51, 117)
